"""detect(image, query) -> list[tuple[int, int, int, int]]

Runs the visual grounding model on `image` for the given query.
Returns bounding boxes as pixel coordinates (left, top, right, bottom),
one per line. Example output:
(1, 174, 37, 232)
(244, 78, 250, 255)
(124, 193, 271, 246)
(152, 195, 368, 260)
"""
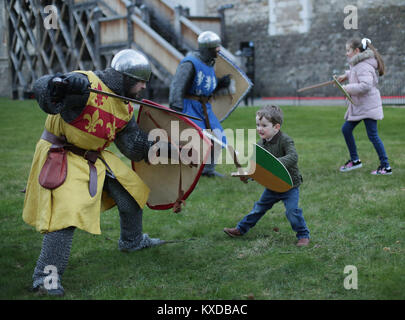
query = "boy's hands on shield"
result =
(239, 176, 249, 183)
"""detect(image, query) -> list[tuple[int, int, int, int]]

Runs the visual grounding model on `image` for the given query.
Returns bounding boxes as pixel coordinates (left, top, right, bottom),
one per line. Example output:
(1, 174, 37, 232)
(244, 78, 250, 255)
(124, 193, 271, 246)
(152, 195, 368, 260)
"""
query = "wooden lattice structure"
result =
(5, 0, 117, 98)
(5, 0, 227, 99)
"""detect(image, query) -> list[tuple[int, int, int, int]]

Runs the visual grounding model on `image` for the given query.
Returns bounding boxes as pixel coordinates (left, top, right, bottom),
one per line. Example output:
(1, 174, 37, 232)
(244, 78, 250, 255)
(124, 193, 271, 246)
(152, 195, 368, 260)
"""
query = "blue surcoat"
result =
(181, 54, 226, 144)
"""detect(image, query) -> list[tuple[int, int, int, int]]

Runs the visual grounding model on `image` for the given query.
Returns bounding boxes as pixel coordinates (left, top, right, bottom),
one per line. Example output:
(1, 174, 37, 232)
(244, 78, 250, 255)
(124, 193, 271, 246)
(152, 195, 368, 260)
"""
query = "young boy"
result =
(224, 105, 310, 246)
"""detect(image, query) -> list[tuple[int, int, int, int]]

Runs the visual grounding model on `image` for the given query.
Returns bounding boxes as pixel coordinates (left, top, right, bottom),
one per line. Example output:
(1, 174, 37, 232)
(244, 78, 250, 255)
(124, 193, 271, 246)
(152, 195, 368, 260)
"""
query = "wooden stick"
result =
(89, 88, 202, 121)
(332, 75, 355, 105)
(52, 77, 202, 121)
(296, 80, 335, 92)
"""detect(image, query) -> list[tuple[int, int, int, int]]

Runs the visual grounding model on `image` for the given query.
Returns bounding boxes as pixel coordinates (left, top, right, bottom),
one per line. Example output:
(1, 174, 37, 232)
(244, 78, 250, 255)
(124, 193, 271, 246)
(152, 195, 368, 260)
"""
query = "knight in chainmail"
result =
(23, 49, 166, 296)
(169, 31, 231, 177)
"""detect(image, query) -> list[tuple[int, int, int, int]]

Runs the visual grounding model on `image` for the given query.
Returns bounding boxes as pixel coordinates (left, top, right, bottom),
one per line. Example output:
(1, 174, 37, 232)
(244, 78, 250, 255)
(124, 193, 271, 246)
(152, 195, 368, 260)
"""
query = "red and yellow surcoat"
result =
(23, 71, 150, 235)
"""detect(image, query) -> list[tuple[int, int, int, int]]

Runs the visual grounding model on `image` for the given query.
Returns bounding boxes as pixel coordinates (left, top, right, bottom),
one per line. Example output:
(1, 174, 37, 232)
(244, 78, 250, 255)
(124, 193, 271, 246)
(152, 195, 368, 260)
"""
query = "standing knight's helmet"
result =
(198, 31, 221, 49)
(111, 49, 152, 82)
(197, 31, 221, 63)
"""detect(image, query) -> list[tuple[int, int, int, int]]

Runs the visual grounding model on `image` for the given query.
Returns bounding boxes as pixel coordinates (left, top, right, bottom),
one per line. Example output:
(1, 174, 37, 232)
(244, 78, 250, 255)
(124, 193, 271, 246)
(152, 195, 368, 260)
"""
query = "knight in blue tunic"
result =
(169, 31, 231, 177)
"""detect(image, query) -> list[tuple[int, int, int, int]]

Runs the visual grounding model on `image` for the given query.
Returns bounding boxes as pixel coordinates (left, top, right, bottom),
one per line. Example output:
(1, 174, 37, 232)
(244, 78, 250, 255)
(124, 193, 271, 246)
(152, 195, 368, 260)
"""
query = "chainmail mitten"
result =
(103, 176, 164, 252)
(33, 72, 89, 122)
(60, 72, 91, 123)
(34, 74, 65, 114)
(32, 226, 75, 296)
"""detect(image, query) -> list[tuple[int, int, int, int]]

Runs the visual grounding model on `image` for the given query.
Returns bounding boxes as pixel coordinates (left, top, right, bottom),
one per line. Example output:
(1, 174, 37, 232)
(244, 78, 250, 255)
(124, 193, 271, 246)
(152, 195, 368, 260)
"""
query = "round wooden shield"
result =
(249, 144, 293, 192)
(232, 144, 293, 193)
(132, 99, 212, 211)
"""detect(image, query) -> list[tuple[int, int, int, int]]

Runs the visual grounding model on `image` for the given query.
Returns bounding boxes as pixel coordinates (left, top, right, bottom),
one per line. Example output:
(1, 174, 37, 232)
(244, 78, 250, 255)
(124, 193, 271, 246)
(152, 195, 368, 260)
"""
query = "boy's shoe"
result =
(371, 165, 392, 175)
(223, 227, 242, 237)
(296, 238, 310, 247)
(339, 159, 362, 172)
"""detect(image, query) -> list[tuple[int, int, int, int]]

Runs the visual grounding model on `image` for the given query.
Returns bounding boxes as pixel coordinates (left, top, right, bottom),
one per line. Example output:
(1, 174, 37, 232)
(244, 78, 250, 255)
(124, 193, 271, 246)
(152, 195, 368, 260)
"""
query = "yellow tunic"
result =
(23, 71, 150, 235)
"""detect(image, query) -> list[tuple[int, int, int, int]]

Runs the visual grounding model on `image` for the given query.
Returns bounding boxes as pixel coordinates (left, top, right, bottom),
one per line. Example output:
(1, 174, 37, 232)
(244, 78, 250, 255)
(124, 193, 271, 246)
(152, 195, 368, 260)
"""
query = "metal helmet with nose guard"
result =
(111, 49, 152, 82)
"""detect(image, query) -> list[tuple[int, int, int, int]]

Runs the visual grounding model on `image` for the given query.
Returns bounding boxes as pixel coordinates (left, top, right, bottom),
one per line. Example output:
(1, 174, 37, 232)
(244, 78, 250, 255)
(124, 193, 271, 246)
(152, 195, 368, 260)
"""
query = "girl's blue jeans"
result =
(237, 187, 310, 240)
(341, 119, 389, 167)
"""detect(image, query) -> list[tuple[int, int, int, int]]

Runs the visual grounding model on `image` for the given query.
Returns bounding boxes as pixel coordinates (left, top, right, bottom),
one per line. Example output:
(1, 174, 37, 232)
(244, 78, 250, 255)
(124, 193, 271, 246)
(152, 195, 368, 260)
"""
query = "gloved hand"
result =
(51, 74, 90, 98)
(49, 74, 67, 99)
(217, 74, 231, 89)
(64, 74, 90, 95)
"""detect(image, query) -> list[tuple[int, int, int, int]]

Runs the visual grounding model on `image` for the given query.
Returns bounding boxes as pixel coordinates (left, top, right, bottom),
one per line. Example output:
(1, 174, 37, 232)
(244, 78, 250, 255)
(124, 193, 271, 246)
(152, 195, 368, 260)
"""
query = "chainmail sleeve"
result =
(114, 116, 153, 162)
(33, 72, 90, 123)
(168, 61, 195, 112)
(34, 74, 65, 114)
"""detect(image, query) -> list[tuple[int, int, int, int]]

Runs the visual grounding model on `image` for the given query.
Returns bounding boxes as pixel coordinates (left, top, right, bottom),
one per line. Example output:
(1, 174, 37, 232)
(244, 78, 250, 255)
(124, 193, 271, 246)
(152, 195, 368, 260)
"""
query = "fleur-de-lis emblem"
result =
(94, 83, 108, 106)
(84, 109, 104, 133)
(106, 119, 117, 141)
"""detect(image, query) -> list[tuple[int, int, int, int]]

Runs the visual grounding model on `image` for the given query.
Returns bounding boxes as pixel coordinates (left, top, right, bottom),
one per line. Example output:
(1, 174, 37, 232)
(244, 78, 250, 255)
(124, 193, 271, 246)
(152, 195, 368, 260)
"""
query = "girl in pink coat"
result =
(338, 38, 392, 175)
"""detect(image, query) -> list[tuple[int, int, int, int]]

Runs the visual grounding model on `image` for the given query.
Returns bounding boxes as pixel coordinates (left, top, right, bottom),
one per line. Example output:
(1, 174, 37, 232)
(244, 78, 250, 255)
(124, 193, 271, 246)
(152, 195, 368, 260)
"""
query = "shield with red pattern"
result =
(132, 99, 212, 212)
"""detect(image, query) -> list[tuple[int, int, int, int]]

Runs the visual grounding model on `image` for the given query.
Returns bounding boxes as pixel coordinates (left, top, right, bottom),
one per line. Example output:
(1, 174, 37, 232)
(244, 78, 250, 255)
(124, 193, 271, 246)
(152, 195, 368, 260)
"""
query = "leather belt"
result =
(185, 94, 211, 130)
(41, 129, 100, 197)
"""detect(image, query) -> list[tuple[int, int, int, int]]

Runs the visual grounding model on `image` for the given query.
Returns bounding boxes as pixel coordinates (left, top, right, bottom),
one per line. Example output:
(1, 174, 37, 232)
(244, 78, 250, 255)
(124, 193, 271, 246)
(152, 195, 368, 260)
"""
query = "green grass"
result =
(0, 97, 404, 300)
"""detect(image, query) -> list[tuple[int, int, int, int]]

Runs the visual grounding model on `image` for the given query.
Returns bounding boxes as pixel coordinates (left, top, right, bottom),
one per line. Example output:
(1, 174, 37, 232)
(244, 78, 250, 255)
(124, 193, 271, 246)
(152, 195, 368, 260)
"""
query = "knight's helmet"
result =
(111, 49, 152, 82)
(197, 31, 221, 62)
(198, 31, 221, 49)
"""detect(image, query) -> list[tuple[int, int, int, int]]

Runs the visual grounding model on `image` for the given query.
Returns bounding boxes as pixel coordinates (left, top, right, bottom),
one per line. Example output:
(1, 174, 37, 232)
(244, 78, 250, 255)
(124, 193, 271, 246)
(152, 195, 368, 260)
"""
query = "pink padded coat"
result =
(343, 49, 383, 121)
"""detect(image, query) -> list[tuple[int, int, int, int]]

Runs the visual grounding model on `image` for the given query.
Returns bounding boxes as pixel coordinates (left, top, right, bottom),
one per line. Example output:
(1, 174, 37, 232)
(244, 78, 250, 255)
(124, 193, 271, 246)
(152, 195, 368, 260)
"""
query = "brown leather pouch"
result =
(39, 147, 68, 189)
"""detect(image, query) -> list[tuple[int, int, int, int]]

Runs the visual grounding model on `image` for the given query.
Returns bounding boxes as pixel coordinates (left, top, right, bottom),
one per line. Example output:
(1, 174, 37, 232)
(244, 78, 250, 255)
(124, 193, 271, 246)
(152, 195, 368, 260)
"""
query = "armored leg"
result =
(202, 139, 224, 177)
(32, 226, 75, 296)
(103, 176, 164, 252)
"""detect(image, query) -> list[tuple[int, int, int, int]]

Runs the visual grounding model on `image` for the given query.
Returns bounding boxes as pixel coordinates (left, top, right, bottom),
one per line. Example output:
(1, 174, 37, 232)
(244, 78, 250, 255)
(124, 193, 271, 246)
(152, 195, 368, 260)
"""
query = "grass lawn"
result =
(0, 97, 404, 300)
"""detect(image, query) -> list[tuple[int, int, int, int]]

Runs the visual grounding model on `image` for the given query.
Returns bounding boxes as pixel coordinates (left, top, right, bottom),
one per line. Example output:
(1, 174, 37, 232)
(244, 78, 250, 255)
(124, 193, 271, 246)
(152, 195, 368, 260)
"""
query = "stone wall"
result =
(2, 0, 404, 99)
(0, 3, 11, 98)
(205, 0, 405, 98)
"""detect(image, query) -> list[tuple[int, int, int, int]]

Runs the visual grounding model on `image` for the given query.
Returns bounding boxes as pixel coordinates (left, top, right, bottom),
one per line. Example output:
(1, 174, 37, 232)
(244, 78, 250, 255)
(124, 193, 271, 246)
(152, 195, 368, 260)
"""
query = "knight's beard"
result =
(123, 76, 142, 99)
(127, 91, 140, 99)
(125, 85, 145, 99)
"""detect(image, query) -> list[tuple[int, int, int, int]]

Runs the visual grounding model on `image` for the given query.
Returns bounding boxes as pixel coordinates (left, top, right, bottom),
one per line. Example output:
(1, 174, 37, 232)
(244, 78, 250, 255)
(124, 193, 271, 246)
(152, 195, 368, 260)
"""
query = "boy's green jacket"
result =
(257, 131, 303, 188)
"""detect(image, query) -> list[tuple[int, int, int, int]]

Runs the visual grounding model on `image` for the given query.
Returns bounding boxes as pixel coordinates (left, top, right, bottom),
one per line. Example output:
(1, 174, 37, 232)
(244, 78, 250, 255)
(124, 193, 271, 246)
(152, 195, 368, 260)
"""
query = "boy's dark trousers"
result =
(237, 187, 310, 239)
